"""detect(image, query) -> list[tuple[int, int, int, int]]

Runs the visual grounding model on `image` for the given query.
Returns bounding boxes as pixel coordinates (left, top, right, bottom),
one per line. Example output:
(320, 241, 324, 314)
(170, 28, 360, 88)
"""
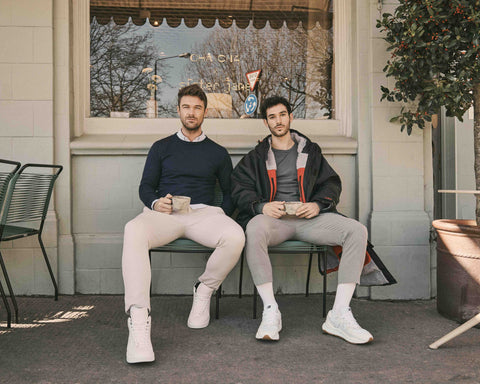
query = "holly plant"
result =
(377, 0, 480, 223)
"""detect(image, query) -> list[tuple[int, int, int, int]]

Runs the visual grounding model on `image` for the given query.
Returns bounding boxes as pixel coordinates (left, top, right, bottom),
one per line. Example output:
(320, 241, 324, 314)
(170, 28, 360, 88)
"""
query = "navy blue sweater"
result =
(139, 134, 234, 216)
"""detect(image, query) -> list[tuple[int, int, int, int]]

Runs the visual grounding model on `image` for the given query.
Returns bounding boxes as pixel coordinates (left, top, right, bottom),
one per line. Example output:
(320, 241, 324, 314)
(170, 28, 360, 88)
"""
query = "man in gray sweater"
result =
(231, 96, 373, 344)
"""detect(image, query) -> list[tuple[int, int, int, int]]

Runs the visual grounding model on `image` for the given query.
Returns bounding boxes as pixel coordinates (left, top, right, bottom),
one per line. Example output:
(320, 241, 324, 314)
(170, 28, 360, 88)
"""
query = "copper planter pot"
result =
(433, 219, 480, 323)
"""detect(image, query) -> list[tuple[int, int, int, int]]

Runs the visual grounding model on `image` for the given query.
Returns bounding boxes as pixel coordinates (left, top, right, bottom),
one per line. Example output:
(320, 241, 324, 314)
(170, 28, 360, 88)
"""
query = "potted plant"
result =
(377, 1, 480, 323)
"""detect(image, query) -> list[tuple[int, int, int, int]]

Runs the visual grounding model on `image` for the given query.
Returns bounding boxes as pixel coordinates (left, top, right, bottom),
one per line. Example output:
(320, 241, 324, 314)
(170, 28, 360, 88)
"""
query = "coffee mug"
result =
(284, 201, 303, 215)
(172, 196, 191, 213)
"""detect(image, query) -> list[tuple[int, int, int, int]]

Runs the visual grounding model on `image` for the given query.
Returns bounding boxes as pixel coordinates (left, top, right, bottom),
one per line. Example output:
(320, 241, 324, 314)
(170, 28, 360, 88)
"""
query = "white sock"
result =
(197, 282, 214, 297)
(130, 306, 149, 320)
(256, 282, 278, 310)
(332, 283, 356, 314)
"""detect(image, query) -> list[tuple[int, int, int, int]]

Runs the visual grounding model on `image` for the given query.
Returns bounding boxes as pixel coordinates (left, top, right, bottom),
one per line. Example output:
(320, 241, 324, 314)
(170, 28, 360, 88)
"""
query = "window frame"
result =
(72, 0, 353, 138)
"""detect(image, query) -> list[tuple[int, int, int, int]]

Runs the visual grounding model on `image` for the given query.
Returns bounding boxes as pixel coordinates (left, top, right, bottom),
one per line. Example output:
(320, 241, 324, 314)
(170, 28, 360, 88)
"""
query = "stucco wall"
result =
(368, 0, 432, 300)
(72, 152, 356, 295)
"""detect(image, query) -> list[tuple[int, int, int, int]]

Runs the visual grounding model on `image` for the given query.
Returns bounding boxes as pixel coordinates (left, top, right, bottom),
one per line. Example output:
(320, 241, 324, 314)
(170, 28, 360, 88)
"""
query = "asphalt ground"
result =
(1, 295, 479, 384)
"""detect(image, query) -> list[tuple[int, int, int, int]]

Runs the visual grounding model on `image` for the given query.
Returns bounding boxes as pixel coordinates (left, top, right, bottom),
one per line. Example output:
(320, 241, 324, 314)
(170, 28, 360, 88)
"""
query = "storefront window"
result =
(89, 1, 333, 119)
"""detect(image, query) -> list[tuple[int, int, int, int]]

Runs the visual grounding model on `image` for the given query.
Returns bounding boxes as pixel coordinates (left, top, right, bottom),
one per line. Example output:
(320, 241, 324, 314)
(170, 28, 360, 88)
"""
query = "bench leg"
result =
(238, 250, 244, 299)
(321, 250, 327, 318)
(215, 284, 221, 320)
(253, 286, 258, 319)
(148, 250, 152, 296)
(306, 253, 313, 297)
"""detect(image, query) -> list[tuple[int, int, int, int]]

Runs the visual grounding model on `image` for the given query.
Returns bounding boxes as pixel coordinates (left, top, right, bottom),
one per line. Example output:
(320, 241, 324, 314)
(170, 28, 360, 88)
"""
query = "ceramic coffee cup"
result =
(284, 201, 303, 215)
(172, 196, 191, 213)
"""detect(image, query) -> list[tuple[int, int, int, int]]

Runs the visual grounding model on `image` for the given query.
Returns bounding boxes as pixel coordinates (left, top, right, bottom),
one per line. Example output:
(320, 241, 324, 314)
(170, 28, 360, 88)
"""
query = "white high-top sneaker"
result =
(187, 282, 212, 329)
(126, 306, 155, 363)
(256, 305, 282, 341)
(322, 307, 373, 344)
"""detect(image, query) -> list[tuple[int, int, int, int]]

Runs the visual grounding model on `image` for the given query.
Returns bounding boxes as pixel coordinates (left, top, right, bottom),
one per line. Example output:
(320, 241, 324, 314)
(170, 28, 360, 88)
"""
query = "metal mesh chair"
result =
(0, 159, 21, 328)
(0, 163, 63, 324)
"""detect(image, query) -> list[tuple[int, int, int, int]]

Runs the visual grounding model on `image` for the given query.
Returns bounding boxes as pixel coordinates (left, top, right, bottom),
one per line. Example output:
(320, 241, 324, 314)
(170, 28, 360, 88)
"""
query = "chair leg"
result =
(306, 253, 313, 297)
(0, 250, 18, 323)
(38, 235, 58, 301)
(0, 278, 11, 328)
(253, 286, 258, 319)
(322, 250, 327, 318)
(215, 284, 221, 320)
(238, 250, 244, 298)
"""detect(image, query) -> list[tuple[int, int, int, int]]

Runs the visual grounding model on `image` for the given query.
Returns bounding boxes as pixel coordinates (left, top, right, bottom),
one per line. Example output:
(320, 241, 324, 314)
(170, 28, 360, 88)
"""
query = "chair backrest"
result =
(1, 163, 62, 231)
(0, 159, 21, 214)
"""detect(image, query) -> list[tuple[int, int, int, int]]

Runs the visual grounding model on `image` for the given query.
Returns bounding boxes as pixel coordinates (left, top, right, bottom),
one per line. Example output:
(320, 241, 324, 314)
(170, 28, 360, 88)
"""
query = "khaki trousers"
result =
(122, 206, 245, 312)
(245, 212, 368, 286)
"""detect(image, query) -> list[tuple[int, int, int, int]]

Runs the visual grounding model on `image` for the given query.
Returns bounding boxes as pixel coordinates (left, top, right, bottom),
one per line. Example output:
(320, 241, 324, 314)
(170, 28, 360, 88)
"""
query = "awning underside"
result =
(90, 0, 332, 30)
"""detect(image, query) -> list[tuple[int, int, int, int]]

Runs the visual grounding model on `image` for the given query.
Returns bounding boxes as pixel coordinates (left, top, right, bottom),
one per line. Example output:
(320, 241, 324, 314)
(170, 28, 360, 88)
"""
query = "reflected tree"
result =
(185, 23, 332, 119)
(90, 19, 167, 117)
(298, 26, 333, 119)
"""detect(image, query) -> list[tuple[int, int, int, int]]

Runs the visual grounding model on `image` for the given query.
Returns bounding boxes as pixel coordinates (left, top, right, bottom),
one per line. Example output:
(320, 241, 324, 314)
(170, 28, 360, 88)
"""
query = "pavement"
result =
(1, 294, 479, 384)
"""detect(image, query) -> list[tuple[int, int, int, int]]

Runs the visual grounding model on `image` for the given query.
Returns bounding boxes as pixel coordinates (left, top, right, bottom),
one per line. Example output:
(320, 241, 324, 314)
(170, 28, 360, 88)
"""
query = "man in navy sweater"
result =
(122, 84, 245, 364)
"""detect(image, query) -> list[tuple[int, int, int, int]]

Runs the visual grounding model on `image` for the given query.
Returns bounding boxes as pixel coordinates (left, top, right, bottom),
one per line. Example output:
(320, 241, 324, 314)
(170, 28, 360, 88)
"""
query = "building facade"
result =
(0, 0, 436, 299)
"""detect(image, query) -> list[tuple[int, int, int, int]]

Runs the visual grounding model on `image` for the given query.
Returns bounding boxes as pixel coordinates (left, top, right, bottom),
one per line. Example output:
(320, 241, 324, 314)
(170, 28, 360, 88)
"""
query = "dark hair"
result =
(260, 96, 292, 119)
(177, 84, 207, 109)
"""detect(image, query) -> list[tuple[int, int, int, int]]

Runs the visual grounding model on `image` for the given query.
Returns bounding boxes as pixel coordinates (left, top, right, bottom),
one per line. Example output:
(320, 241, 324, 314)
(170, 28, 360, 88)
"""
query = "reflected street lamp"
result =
(153, 52, 191, 102)
(142, 52, 191, 118)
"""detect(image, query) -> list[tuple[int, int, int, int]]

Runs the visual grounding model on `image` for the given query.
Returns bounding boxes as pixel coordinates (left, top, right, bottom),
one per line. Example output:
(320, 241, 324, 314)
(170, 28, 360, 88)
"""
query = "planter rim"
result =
(432, 219, 480, 236)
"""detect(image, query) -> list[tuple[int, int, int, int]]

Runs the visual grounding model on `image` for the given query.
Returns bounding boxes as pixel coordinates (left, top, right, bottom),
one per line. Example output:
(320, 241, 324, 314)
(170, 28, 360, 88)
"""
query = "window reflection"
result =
(89, 1, 333, 119)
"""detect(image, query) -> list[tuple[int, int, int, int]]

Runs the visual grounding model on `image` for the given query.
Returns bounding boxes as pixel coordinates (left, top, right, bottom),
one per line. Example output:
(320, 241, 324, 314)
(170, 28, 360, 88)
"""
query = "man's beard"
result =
(270, 123, 290, 137)
(181, 116, 203, 131)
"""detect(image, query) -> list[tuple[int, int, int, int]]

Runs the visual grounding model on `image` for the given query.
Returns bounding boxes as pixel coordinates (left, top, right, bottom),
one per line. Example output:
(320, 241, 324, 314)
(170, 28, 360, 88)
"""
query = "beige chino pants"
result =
(122, 206, 245, 313)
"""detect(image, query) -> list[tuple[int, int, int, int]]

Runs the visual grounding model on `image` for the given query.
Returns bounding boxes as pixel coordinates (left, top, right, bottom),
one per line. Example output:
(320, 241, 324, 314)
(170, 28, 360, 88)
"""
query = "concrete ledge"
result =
(70, 133, 358, 156)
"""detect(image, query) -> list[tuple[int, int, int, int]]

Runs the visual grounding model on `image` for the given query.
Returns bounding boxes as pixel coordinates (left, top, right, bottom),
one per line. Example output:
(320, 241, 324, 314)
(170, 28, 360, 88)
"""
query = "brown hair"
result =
(177, 84, 207, 109)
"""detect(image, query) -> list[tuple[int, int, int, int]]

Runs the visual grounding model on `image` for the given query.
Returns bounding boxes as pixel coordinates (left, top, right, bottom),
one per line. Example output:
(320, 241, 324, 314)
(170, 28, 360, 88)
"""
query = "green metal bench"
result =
(0, 163, 63, 325)
(148, 184, 330, 321)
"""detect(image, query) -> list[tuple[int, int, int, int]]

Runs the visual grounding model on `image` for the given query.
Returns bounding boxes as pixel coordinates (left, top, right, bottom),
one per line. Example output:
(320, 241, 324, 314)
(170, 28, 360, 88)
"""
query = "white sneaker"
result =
(126, 307, 155, 364)
(187, 283, 211, 329)
(256, 305, 282, 341)
(322, 307, 373, 344)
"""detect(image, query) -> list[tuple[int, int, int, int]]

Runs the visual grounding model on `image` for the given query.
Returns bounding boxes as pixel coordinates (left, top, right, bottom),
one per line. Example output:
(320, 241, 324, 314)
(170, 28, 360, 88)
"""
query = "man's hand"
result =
(263, 201, 286, 219)
(296, 202, 320, 219)
(153, 194, 173, 214)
